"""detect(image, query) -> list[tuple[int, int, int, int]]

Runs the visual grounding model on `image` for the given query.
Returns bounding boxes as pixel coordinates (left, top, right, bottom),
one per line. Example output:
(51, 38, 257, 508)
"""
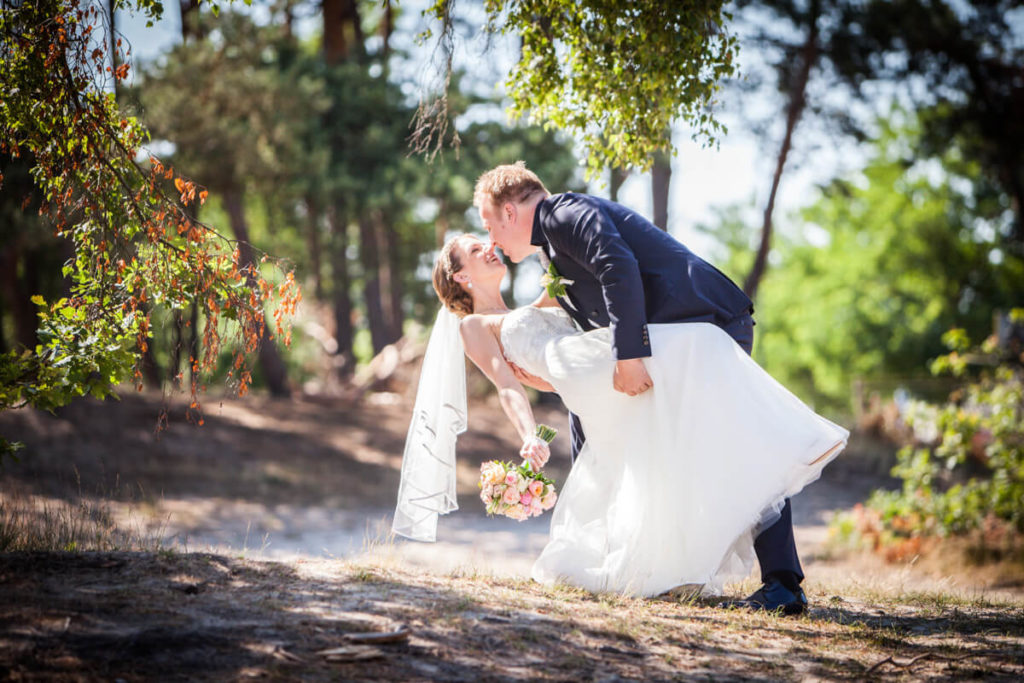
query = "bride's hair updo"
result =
(432, 237, 474, 318)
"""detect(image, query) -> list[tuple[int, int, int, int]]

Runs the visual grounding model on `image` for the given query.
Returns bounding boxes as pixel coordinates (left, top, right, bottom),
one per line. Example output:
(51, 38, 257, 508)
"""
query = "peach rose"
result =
(482, 463, 505, 486)
(502, 486, 520, 505)
(541, 491, 557, 509)
(528, 480, 544, 498)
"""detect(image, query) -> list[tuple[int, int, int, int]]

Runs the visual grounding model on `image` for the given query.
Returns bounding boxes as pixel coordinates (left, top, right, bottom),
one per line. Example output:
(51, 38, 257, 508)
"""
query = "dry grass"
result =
(0, 490, 166, 553)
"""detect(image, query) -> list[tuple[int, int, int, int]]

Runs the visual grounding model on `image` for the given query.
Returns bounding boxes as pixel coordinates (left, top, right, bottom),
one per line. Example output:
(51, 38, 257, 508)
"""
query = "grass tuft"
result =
(0, 493, 165, 552)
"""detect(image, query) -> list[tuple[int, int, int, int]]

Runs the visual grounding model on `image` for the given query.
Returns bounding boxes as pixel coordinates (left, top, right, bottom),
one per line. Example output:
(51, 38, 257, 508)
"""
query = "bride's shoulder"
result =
(458, 314, 504, 356)
(458, 313, 496, 338)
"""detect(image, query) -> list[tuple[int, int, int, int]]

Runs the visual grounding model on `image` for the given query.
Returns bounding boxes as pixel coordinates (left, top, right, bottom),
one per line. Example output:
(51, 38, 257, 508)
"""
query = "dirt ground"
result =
(1, 390, 1023, 680)
(0, 550, 1021, 681)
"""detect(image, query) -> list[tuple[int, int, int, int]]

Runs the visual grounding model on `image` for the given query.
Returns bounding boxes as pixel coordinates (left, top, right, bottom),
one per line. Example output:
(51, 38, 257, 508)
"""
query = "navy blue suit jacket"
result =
(531, 193, 753, 360)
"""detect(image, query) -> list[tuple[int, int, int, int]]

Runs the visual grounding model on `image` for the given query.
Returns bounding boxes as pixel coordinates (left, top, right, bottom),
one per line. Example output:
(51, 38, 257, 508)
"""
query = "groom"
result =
(474, 161, 808, 615)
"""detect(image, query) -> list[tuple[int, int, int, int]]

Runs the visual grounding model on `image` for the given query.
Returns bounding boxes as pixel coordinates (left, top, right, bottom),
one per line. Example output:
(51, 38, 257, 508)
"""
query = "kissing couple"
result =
(394, 162, 847, 614)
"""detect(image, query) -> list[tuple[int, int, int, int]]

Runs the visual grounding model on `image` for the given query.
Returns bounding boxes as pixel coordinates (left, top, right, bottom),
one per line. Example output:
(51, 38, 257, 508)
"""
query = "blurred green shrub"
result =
(833, 314, 1024, 557)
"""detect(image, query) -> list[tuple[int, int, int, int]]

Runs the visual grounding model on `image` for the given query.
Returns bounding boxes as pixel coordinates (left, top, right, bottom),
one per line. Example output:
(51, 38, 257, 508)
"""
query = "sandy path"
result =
(151, 466, 881, 581)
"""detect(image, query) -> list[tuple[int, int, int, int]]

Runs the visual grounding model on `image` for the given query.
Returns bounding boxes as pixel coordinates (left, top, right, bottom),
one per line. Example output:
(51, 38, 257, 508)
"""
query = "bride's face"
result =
(452, 236, 506, 290)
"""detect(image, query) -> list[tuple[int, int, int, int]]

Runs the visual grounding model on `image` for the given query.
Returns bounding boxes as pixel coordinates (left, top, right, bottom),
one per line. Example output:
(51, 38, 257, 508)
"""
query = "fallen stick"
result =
(864, 652, 980, 675)
(316, 645, 386, 662)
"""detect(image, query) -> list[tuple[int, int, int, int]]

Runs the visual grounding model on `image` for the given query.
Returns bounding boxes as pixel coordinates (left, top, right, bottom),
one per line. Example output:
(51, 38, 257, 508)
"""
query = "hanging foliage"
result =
(0, 0, 299, 426)
(413, 0, 738, 177)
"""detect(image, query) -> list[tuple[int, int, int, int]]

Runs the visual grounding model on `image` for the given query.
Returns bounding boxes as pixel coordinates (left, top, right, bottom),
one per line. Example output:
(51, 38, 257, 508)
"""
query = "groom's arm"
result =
(545, 197, 651, 361)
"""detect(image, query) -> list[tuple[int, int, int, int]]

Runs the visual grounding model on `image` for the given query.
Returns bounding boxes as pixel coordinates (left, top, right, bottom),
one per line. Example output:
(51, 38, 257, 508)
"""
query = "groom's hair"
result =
(473, 161, 549, 210)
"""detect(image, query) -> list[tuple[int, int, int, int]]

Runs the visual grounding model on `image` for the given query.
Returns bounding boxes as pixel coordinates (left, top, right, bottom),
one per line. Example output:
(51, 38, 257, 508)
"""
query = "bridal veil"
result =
(392, 307, 466, 542)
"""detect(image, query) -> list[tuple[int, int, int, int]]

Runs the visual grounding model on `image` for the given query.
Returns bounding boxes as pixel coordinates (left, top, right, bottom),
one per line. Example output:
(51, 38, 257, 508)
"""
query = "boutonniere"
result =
(540, 262, 574, 298)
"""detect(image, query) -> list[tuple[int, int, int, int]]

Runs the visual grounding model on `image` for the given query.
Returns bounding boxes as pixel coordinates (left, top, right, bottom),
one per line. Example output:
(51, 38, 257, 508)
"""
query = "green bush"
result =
(853, 315, 1024, 547)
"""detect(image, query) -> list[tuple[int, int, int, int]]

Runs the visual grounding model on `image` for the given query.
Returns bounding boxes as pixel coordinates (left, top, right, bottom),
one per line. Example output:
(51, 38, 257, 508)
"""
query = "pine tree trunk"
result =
(140, 306, 162, 389)
(381, 215, 404, 344)
(651, 146, 671, 231)
(305, 194, 324, 300)
(435, 208, 448, 250)
(107, 0, 120, 102)
(0, 242, 38, 351)
(358, 215, 389, 354)
(188, 303, 199, 392)
(328, 205, 355, 378)
(223, 188, 291, 397)
(744, 1, 819, 301)
(323, 0, 365, 64)
(609, 167, 628, 203)
(179, 0, 201, 42)
(171, 197, 201, 390)
(171, 309, 184, 389)
(380, 0, 393, 63)
(1000, 158, 1024, 244)
(0, 289, 6, 355)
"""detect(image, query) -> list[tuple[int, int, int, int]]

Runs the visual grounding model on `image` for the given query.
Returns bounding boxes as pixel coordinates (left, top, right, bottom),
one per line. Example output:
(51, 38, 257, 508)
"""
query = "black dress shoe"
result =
(721, 577, 808, 615)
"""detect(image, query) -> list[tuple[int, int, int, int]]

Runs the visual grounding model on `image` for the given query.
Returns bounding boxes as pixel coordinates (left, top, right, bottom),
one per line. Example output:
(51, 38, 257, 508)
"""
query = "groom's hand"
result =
(508, 360, 556, 393)
(614, 359, 653, 396)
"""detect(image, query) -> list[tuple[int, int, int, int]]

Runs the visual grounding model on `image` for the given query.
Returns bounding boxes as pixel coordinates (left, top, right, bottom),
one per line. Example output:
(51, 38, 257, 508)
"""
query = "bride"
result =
(393, 233, 847, 599)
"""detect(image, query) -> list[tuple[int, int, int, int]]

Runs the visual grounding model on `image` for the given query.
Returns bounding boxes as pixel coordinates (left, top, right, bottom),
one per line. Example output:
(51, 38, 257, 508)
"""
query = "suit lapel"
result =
(544, 249, 592, 330)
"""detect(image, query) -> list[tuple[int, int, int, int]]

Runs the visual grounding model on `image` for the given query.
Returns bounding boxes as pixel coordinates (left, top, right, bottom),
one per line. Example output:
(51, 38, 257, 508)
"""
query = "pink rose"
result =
(520, 490, 533, 506)
(528, 480, 544, 498)
(505, 471, 519, 487)
(502, 486, 520, 505)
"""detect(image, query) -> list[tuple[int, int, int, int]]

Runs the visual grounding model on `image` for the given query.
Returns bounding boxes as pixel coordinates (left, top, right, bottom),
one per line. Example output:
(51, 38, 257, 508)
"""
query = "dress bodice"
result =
(500, 306, 579, 379)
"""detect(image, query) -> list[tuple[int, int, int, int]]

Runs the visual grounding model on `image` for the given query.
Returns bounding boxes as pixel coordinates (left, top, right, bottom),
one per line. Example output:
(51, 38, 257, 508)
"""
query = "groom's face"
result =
(479, 199, 530, 263)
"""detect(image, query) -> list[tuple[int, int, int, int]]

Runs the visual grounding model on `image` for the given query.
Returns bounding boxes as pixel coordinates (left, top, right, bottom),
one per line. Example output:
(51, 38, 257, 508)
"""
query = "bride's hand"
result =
(520, 436, 550, 471)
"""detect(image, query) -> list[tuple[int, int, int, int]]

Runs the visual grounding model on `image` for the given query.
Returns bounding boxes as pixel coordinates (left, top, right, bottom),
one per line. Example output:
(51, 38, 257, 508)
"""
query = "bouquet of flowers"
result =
(478, 425, 558, 521)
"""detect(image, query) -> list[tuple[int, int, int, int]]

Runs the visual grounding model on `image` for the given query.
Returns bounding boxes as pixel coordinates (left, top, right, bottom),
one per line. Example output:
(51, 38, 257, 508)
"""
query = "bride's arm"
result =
(459, 316, 536, 441)
(459, 316, 550, 468)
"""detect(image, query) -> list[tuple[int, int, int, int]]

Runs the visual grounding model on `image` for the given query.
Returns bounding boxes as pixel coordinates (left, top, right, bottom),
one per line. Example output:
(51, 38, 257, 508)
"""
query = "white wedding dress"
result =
(499, 306, 848, 598)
